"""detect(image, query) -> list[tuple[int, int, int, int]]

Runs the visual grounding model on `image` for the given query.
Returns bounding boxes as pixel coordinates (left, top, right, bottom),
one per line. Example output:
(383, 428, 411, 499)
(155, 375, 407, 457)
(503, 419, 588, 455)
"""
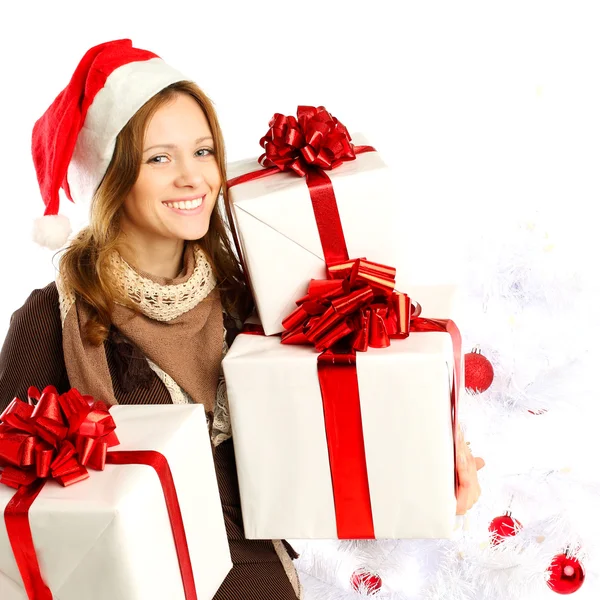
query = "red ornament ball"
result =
(465, 348, 494, 393)
(350, 569, 382, 595)
(488, 513, 522, 546)
(547, 553, 585, 594)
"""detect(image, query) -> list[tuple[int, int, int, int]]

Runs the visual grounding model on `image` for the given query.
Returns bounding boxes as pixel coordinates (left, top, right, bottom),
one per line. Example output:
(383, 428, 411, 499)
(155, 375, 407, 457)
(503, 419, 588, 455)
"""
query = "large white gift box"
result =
(222, 285, 462, 540)
(0, 405, 232, 600)
(226, 134, 401, 336)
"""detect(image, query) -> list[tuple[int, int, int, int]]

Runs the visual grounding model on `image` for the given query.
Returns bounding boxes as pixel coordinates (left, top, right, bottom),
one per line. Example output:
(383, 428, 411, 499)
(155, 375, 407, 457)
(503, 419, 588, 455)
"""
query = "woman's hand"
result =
(455, 426, 485, 515)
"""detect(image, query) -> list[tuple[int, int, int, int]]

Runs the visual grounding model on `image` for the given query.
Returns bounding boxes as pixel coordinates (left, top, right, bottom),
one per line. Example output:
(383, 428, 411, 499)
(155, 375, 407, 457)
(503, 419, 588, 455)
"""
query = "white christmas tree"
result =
(293, 215, 600, 599)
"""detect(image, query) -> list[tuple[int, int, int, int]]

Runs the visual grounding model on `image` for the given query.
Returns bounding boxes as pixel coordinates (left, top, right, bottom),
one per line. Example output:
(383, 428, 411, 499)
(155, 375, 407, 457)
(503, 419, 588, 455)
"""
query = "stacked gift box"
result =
(222, 106, 463, 540)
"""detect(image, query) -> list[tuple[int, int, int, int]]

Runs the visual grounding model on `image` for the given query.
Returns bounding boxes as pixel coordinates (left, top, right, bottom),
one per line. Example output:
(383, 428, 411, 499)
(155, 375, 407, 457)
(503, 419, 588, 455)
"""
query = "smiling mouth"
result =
(163, 196, 204, 211)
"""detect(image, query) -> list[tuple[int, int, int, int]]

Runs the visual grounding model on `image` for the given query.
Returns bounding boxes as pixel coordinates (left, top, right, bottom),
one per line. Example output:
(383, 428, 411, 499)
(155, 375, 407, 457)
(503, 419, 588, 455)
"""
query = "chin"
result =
(179, 225, 211, 241)
(165, 211, 214, 242)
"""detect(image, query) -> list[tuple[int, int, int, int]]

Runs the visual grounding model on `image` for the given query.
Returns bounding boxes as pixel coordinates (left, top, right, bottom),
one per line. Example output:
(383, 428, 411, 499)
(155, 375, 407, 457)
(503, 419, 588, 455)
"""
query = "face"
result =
(120, 93, 221, 246)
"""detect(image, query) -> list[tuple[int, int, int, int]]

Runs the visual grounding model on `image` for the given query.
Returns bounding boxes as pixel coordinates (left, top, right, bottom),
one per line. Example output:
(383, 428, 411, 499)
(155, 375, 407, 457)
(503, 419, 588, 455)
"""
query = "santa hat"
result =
(31, 39, 187, 249)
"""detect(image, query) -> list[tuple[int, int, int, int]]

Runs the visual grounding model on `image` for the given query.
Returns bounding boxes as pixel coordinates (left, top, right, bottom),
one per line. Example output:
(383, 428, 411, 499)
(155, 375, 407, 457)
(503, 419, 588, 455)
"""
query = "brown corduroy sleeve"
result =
(0, 283, 70, 412)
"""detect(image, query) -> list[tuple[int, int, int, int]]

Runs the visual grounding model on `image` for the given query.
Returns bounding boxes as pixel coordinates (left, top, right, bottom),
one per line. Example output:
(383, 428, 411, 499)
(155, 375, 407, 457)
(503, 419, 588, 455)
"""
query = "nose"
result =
(174, 156, 206, 188)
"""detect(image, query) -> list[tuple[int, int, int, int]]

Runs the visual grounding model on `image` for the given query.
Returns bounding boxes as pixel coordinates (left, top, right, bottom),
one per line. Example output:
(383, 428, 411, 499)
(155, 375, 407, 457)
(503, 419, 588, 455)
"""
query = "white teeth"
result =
(164, 197, 203, 210)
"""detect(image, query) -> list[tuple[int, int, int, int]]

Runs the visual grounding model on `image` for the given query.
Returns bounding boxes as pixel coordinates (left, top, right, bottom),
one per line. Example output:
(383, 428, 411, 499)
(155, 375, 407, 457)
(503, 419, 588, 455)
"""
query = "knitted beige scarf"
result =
(57, 243, 223, 412)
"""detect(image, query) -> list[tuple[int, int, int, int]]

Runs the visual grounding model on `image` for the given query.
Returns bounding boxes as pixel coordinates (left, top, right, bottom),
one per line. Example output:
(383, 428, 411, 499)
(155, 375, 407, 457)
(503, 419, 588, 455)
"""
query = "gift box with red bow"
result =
(0, 389, 231, 600)
(225, 106, 404, 336)
(222, 283, 464, 540)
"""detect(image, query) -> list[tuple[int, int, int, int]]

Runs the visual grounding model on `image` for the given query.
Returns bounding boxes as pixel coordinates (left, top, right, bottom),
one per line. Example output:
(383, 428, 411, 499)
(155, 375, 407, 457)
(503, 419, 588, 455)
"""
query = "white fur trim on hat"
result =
(66, 57, 186, 206)
(32, 214, 72, 250)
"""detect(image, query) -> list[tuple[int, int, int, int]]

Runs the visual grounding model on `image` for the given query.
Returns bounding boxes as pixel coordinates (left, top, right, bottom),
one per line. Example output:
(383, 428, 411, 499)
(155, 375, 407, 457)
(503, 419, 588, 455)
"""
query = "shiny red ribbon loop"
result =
(0, 386, 118, 489)
(259, 106, 356, 177)
(281, 257, 417, 353)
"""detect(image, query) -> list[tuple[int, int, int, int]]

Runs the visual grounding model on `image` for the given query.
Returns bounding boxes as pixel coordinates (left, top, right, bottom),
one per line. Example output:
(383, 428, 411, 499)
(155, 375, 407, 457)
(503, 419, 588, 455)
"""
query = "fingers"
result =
(455, 425, 485, 515)
(455, 451, 473, 515)
(456, 448, 482, 515)
(456, 478, 480, 515)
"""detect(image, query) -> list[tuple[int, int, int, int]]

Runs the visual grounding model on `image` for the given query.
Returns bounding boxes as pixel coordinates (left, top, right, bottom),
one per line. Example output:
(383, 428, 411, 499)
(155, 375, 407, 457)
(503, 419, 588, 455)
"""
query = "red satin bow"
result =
(0, 386, 119, 489)
(259, 106, 356, 177)
(281, 258, 420, 353)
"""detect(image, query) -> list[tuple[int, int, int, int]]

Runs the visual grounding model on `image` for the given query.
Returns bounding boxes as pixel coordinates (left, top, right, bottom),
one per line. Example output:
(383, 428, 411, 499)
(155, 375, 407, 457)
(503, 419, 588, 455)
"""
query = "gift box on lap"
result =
(226, 129, 397, 336)
(0, 403, 232, 600)
(222, 285, 462, 540)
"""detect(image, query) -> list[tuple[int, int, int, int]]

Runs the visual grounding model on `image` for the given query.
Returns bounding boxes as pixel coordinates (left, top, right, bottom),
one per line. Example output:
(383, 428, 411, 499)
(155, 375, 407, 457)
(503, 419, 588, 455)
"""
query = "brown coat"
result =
(0, 283, 300, 599)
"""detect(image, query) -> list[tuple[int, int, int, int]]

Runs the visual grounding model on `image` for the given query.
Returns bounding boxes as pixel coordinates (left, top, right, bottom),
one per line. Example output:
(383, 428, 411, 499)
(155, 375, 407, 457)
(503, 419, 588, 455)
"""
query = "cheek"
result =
(129, 171, 166, 205)
(123, 185, 158, 225)
(132, 167, 171, 196)
(207, 162, 222, 190)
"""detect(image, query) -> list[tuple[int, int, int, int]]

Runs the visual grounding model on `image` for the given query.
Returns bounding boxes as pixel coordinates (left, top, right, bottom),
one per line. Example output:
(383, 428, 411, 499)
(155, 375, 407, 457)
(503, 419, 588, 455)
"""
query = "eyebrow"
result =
(143, 136, 214, 153)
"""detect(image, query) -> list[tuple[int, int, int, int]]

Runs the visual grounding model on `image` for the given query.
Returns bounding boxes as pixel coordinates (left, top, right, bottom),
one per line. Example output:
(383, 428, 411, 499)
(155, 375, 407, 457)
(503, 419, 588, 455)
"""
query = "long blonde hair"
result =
(59, 81, 250, 345)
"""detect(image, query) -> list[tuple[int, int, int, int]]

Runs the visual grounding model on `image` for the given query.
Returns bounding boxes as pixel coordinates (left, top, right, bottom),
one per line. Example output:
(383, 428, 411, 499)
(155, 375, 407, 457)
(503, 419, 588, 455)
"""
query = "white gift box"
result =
(222, 285, 462, 540)
(0, 405, 232, 600)
(226, 134, 403, 336)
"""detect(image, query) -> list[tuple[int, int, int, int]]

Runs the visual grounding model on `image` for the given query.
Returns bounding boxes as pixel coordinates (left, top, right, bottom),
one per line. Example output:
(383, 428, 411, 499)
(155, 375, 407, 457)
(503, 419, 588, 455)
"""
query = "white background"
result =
(0, 1, 598, 343)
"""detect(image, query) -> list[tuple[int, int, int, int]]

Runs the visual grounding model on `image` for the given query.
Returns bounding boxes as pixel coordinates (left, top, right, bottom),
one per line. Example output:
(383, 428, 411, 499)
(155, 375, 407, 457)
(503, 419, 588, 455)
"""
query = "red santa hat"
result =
(31, 39, 187, 249)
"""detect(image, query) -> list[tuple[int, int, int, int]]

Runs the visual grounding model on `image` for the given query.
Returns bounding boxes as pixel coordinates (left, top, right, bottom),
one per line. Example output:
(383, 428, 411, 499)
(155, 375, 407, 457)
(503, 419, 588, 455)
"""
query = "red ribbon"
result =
(106, 451, 198, 600)
(4, 480, 51, 600)
(316, 348, 374, 538)
(1, 388, 198, 600)
(409, 317, 461, 493)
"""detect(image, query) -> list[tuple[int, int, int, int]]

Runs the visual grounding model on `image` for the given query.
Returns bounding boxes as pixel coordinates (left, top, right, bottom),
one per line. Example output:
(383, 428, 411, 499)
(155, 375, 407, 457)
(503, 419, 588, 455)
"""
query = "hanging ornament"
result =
(465, 346, 494, 393)
(350, 569, 382, 595)
(546, 552, 585, 594)
(488, 511, 522, 546)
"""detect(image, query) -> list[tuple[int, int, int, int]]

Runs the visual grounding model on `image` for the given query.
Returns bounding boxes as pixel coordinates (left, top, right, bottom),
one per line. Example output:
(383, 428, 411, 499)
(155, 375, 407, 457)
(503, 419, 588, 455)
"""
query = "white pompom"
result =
(32, 214, 72, 250)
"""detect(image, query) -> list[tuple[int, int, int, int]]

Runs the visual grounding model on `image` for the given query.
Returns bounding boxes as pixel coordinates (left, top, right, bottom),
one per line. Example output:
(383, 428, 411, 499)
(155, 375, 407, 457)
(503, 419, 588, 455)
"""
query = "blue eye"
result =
(196, 148, 215, 157)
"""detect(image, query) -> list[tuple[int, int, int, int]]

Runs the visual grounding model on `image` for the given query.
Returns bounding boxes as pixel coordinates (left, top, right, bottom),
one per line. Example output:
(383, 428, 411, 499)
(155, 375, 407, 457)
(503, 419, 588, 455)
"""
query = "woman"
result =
(0, 39, 302, 599)
(1, 38, 483, 598)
